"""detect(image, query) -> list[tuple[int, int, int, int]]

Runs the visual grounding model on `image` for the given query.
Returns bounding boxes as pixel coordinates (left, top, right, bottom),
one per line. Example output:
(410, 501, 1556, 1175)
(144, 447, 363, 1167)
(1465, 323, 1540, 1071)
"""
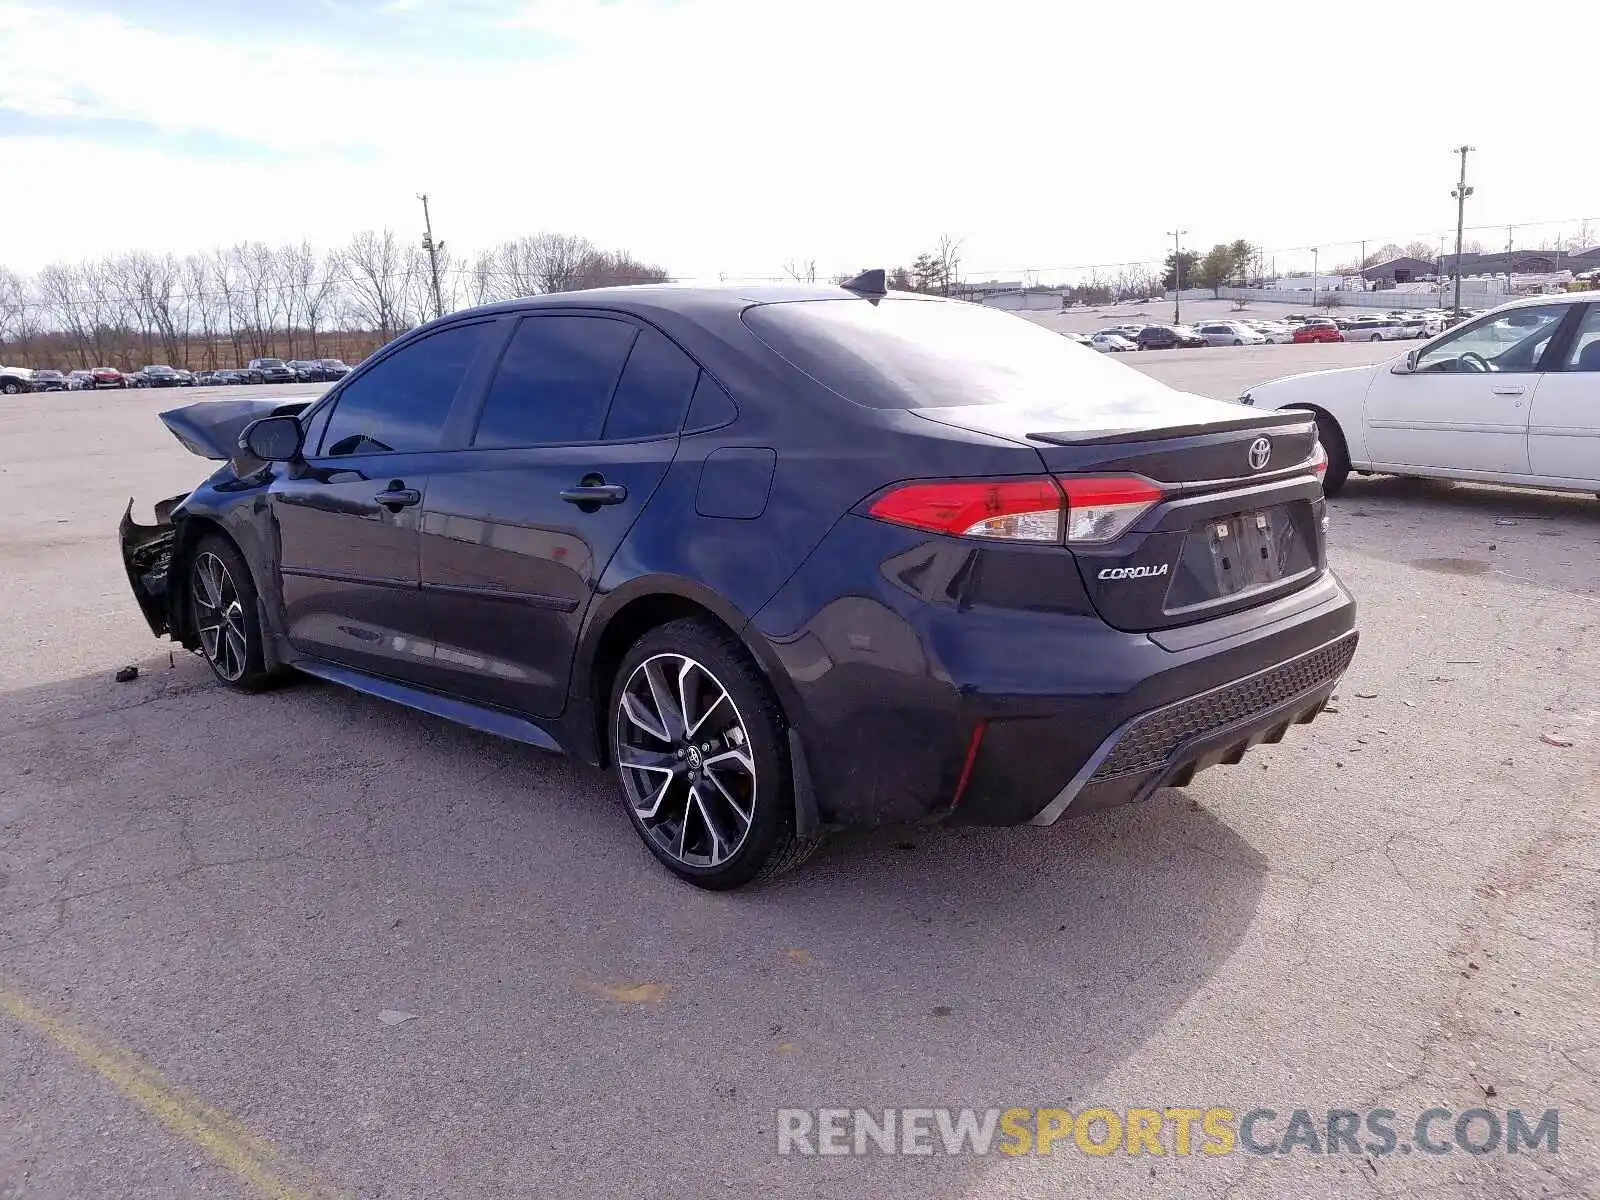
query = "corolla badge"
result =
(1248, 436, 1273, 471)
(1098, 564, 1170, 581)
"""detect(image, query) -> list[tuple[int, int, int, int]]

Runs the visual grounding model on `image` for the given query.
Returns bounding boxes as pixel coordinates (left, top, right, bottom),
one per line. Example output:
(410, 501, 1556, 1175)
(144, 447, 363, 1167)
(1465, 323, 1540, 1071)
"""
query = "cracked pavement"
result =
(2, 365, 1597, 1199)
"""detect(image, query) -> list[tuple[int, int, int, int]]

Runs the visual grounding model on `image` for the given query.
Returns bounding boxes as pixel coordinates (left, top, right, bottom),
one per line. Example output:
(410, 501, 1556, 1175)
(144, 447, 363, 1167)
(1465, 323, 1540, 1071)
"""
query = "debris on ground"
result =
(113, 665, 139, 683)
(377, 1010, 418, 1026)
(1540, 733, 1575, 748)
(1355, 691, 1379, 699)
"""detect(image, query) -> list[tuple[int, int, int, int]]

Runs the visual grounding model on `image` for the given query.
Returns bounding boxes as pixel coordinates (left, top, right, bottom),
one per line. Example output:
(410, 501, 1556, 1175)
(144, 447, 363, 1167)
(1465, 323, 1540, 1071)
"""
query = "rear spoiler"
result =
(158, 398, 314, 460)
(1028, 411, 1312, 447)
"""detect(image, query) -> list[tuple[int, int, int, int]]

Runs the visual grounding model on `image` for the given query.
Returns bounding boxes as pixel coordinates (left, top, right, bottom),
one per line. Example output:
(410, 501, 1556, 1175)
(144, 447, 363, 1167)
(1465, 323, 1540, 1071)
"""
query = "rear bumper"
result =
(1025, 630, 1354, 824)
(752, 515, 1358, 829)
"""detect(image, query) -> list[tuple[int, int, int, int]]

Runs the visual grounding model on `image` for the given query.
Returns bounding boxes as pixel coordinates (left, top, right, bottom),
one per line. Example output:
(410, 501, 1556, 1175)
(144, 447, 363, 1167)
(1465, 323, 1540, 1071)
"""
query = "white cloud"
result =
(2, 0, 1597, 279)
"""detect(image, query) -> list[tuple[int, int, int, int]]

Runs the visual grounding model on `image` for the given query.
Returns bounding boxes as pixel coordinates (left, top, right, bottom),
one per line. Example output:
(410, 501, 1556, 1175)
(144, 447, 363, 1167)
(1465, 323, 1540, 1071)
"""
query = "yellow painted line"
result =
(0, 986, 348, 1200)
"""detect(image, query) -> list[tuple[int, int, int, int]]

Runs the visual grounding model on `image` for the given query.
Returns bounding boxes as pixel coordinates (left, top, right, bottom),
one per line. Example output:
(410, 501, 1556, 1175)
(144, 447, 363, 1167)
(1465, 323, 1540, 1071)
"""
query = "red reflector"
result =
(1311, 441, 1329, 478)
(867, 479, 1063, 540)
(951, 719, 988, 809)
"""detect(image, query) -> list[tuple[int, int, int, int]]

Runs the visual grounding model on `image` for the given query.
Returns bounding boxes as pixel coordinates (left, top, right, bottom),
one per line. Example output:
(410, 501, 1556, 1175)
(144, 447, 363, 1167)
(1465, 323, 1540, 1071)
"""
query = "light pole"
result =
(417, 193, 446, 321)
(1167, 228, 1187, 324)
(1311, 247, 1319, 309)
(1450, 145, 1475, 315)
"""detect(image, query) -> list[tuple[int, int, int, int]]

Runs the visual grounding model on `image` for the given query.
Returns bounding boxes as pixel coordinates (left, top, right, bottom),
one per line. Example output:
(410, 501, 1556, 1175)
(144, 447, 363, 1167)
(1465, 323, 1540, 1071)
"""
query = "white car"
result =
(1239, 291, 1600, 497)
(1246, 320, 1295, 344)
(1335, 316, 1407, 342)
(1089, 332, 1138, 352)
(1195, 321, 1267, 346)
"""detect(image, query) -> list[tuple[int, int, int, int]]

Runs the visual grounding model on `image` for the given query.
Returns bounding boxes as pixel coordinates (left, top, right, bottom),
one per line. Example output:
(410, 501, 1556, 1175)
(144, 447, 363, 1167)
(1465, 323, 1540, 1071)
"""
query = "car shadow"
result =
(1, 653, 1269, 1196)
(1332, 475, 1600, 599)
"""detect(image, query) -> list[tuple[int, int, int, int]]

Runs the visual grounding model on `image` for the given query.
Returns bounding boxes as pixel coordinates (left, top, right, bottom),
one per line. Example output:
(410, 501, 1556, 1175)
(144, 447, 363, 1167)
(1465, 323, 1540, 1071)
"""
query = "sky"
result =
(2, 0, 1598, 282)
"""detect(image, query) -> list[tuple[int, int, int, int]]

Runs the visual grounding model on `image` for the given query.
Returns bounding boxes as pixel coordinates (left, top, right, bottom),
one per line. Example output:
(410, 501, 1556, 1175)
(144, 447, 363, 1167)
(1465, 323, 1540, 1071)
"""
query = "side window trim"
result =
(311, 317, 503, 457)
(1557, 302, 1600, 373)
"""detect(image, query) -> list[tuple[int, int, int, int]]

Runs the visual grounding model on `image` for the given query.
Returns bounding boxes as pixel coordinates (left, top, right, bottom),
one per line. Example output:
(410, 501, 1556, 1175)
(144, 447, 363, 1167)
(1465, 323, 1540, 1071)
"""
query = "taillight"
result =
(1056, 476, 1163, 544)
(867, 475, 1164, 546)
(868, 479, 1064, 542)
(1310, 441, 1329, 479)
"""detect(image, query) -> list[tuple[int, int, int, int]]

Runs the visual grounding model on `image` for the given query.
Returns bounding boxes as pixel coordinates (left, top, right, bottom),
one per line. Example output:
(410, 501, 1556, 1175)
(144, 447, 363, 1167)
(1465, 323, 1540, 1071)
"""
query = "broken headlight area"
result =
(119, 494, 186, 638)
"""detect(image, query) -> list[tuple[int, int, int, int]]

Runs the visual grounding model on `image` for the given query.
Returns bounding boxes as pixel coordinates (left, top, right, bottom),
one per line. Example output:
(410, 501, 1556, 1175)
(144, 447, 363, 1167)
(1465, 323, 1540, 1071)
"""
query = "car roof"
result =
(414, 282, 943, 327)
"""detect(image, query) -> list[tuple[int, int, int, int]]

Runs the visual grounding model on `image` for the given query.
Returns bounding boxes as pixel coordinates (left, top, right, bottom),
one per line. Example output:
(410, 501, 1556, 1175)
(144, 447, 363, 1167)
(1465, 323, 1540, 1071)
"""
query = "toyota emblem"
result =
(1248, 436, 1272, 471)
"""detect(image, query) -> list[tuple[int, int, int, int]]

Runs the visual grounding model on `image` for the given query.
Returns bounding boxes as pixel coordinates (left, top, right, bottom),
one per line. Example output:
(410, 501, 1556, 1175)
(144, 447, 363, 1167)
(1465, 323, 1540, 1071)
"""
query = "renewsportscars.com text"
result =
(776, 1106, 1559, 1158)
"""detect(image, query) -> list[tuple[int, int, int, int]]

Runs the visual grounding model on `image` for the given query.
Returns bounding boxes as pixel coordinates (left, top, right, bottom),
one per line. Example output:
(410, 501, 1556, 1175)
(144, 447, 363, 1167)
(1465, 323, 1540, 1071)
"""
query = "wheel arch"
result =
(574, 575, 803, 769)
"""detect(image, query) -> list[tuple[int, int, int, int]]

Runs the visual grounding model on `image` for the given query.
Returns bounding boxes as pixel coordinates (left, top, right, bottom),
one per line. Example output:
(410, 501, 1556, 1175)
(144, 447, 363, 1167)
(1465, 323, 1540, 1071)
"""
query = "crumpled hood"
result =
(158, 398, 314, 460)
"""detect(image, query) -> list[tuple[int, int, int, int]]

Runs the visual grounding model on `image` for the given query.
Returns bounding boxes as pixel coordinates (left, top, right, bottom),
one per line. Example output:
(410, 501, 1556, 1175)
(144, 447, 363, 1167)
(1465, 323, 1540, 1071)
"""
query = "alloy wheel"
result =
(614, 653, 757, 869)
(191, 551, 249, 682)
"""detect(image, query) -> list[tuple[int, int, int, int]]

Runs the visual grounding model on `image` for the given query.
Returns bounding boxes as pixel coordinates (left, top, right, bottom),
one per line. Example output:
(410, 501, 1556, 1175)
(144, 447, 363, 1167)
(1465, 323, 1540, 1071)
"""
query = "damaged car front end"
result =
(118, 398, 314, 645)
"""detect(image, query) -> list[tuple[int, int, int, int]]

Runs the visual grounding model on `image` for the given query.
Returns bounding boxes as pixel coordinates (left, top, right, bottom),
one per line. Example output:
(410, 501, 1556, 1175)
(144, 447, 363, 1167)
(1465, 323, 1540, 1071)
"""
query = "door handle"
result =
(1490, 386, 1525, 395)
(374, 485, 422, 511)
(560, 483, 628, 506)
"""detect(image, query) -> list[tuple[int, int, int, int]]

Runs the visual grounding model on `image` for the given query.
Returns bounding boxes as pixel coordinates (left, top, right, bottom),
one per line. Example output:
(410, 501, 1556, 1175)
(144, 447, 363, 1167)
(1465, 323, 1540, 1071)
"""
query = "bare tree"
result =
(783, 258, 818, 283)
(182, 254, 220, 369)
(339, 230, 412, 342)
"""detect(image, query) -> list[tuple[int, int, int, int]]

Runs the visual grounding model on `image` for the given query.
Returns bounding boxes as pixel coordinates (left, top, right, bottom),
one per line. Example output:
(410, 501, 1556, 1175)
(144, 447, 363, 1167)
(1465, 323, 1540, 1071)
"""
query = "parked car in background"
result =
(175, 368, 196, 386)
(1137, 324, 1207, 350)
(1246, 320, 1295, 344)
(234, 367, 265, 384)
(68, 370, 95, 390)
(1241, 291, 1599, 498)
(1291, 319, 1344, 344)
(316, 358, 352, 379)
(1195, 321, 1267, 347)
(133, 364, 185, 388)
(286, 360, 328, 382)
(194, 370, 228, 386)
(90, 367, 127, 389)
(29, 369, 69, 392)
(118, 278, 1355, 888)
(0, 366, 32, 395)
(247, 357, 296, 384)
(1336, 317, 1405, 342)
(1089, 332, 1139, 352)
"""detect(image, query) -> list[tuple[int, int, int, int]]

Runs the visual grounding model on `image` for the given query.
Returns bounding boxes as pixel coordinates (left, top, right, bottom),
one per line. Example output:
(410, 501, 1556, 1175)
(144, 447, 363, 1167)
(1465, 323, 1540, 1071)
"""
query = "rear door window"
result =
(602, 327, 701, 440)
(472, 315, 637, 447)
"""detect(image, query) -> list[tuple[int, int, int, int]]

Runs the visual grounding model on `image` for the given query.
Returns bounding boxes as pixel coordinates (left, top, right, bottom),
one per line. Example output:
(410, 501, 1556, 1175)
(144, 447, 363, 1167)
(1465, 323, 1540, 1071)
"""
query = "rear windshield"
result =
(743, 297, 1159, 410)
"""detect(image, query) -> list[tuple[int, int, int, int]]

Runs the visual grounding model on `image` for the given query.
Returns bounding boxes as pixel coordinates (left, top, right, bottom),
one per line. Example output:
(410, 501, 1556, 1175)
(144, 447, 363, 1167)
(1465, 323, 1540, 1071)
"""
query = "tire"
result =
(1232, 339, 1243, 346)
(1, 382, 19, 395)
(1312, 412, 1351, 496)
(187, 534, 275, 691)
(1370, 334, 1383, 342)
(609, 618, 820, 889)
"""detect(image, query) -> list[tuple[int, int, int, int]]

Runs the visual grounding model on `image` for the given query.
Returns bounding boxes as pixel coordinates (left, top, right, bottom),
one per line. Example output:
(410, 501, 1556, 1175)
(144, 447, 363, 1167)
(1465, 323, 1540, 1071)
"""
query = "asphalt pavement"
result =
(1, 363, 1596, 1199)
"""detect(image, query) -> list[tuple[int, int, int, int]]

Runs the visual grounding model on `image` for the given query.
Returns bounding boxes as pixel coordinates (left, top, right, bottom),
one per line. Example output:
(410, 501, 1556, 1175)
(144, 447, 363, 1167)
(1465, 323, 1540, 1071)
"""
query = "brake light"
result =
(868, 479, 1064, 541)
(868, 475, 1165, 545)
(1310, 441, 1329, 479)
(1056, 476, 1163, 544)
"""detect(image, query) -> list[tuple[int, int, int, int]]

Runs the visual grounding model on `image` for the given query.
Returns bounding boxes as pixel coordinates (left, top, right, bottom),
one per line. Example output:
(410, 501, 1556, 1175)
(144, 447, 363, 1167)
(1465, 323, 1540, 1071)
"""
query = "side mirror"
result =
(238, 415, 304, 461)
(1392, 348, 1419, 375)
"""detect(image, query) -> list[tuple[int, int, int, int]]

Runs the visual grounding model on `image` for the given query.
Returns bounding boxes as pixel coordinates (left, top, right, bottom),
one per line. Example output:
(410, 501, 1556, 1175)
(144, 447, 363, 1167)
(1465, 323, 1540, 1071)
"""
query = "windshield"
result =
(256, 359, 285, 367)
(743, 297, 1173, 410)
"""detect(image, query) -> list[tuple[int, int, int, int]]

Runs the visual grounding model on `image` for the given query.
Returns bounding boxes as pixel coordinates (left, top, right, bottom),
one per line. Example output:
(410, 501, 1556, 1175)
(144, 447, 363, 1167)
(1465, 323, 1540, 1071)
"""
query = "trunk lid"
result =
(913, 396, 1325, 632)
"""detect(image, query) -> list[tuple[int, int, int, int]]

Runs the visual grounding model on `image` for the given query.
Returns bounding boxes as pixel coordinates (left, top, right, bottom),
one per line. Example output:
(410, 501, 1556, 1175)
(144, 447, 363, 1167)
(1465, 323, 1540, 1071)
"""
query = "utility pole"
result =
(417, 193, 446, 321)
(1167, 228, 1187, 324)
(1450, 145, 1475, 316)
(1505, 223, 1514, 296)
(1311, 247, 1320, 308)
